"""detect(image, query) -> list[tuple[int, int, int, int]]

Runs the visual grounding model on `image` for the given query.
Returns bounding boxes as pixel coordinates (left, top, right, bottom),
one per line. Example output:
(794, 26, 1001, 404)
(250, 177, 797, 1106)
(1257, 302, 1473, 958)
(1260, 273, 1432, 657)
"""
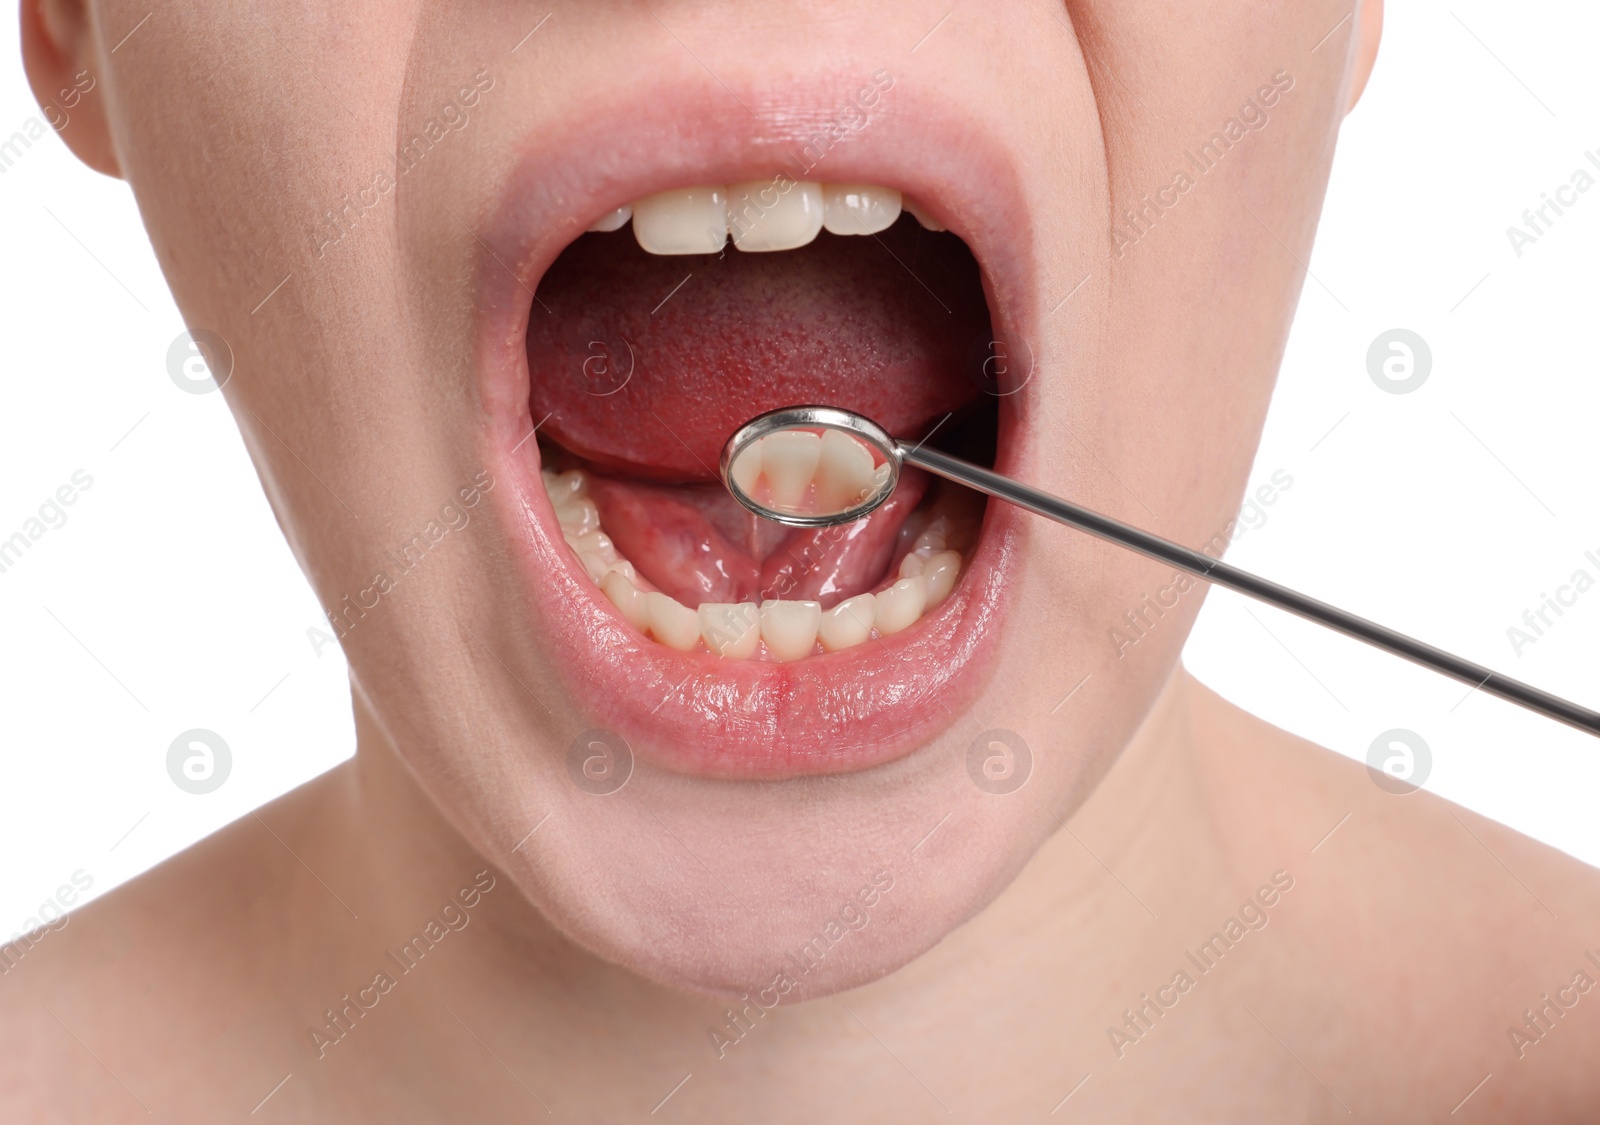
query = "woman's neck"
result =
(328, 668, 1248, 1115)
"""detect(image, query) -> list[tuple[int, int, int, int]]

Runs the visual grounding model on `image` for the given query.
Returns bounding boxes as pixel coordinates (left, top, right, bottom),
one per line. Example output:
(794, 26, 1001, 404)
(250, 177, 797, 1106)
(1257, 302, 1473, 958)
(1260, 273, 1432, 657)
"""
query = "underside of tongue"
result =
(526, 214, 991, 608)
(583, 470, 929, 607)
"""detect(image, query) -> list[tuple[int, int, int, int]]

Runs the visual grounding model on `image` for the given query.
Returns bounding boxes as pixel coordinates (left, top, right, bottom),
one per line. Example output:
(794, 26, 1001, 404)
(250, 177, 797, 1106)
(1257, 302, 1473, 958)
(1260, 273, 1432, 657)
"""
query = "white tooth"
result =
(822, 183, 902, 236)
(587, 204, 632, 232)
(813, 428, 879, 513)
(604, 559, 637, 581)
(633, 186, 729, 255)
(898, 553, 925, 579)
(557, 497, 601, 536)
(730, 441, 762, 498)
(647, 592, 702, 651)
(553, 469, 588, 501)
(760, 600, 821, 662)
(920, 550, 961, 607)
(602, 570, 652, 630)
(698, 602, 761, 658)
(904, 199, 945, 231)
(579, 552, 611, 582)
(728, 180, 824, 252)
(570, 530, 616, 564)
(759, 430, 822, 511)
(913, 516, 950, 554)
(874, 577, 926, 635)
(541, 469, 559, 492)
(819, 594, 876, 652)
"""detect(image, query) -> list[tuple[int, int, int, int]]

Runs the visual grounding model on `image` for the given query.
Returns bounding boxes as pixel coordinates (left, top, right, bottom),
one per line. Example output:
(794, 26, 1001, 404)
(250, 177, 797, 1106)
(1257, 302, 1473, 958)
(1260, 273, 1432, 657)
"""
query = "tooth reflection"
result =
(813, 428, 878, 513)
(730, 426, 887, 519)
(757, 431, 822, 510)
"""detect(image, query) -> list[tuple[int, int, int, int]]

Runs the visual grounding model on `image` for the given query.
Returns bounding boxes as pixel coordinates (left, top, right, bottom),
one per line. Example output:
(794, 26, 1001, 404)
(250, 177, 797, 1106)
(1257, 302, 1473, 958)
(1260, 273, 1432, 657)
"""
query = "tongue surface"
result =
(527, 215, 989, 479)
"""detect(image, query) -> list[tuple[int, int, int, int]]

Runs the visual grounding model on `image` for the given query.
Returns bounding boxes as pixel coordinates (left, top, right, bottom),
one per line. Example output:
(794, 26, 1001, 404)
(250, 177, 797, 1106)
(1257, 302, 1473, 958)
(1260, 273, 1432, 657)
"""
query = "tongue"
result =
(526, 214, 989, 480)
(587, 470, 929, 608)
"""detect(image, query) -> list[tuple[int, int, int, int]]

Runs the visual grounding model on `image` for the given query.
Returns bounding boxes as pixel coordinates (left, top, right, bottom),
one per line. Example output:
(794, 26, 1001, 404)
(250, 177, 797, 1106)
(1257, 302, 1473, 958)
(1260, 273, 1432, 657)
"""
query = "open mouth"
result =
(472, 101, 1034, 778)
(532, 185, 995, 661)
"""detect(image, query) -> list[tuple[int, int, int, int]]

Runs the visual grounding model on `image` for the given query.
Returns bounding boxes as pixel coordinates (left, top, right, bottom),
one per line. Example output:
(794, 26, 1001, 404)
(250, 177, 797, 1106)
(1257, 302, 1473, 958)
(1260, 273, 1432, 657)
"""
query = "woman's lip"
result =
(470, 75, 1041, 778)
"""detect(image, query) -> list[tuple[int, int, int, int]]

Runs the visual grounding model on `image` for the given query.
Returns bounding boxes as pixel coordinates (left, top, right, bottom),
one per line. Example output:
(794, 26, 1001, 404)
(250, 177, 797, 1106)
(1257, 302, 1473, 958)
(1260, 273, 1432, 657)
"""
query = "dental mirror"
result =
(720, 406, 901, 526)
(721, 404, 1600, 739)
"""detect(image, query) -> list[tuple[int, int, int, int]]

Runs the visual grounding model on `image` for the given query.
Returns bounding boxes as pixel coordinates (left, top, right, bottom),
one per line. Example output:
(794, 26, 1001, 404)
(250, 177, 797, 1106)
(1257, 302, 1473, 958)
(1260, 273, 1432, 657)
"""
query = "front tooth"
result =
(728, 181, 824, 252)
(602, 570, 652, 630)
(920, 550, 961, 607)
(729, 441, 762, 498)
(647, 592, 702, 651)
(904, 199, 945, 231)
(874, 577, 926, 635)
(699, 602, 760, 658)
(760, 600, 821, 662)
(822, 184, 902, 235)
(633, 187, 729, 255)
(587, 204, 632, 233)
(759, 431, 822, 510)
(813, 428, 878, 513)
(819, 594, 876, 652)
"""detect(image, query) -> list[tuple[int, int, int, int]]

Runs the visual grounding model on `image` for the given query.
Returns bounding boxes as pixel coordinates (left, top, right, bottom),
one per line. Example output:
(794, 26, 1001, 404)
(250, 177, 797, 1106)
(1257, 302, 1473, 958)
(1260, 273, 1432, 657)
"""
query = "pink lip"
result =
(471, 74, 1039, 778)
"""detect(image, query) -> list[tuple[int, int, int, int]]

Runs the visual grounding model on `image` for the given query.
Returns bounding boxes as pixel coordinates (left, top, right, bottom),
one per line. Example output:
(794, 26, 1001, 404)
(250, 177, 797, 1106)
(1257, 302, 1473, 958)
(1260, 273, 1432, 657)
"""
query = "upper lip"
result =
(468, 71, 1043, 778)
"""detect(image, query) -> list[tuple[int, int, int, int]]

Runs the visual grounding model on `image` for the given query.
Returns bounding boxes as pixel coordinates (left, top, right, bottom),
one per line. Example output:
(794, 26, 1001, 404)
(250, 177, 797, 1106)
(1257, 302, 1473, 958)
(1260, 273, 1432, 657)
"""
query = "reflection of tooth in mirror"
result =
(813, 428, 877, 513)
(729, 439, 761, 496)
(759, 431, 822, 509)
(727, 424, 895, 522)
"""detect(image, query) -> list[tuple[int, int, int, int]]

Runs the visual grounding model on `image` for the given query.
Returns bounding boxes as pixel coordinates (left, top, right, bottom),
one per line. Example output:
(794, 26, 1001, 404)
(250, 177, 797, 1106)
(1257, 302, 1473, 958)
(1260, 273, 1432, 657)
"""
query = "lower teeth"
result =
(542, 466, 971, 660)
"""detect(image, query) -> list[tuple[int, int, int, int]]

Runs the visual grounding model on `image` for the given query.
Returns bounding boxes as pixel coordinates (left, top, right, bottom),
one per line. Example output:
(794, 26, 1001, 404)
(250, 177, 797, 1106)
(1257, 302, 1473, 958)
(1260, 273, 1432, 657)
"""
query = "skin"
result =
(9, 0, 1600, 1120)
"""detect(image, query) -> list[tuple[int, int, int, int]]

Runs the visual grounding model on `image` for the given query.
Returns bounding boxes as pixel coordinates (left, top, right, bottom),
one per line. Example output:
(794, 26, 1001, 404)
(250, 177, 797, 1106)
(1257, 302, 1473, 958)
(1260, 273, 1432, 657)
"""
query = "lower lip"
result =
(491, 428, 1019, 779)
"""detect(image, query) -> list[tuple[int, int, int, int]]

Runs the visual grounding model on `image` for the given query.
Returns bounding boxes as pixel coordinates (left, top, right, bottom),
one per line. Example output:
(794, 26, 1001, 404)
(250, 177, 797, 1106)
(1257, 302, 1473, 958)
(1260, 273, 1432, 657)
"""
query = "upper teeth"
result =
(589, 182, 943, 253)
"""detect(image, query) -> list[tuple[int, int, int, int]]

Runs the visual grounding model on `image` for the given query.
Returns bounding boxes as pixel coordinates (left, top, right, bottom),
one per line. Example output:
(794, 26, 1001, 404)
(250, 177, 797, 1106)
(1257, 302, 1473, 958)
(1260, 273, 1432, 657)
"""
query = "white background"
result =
(3, 1, 1597, 934)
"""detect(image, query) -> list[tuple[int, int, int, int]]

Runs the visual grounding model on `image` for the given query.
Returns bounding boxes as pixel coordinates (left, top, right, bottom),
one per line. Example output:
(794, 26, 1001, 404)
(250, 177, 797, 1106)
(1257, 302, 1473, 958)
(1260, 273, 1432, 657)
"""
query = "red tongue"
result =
(587, 470, 928, 609)
(526, 215, 988, 480)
